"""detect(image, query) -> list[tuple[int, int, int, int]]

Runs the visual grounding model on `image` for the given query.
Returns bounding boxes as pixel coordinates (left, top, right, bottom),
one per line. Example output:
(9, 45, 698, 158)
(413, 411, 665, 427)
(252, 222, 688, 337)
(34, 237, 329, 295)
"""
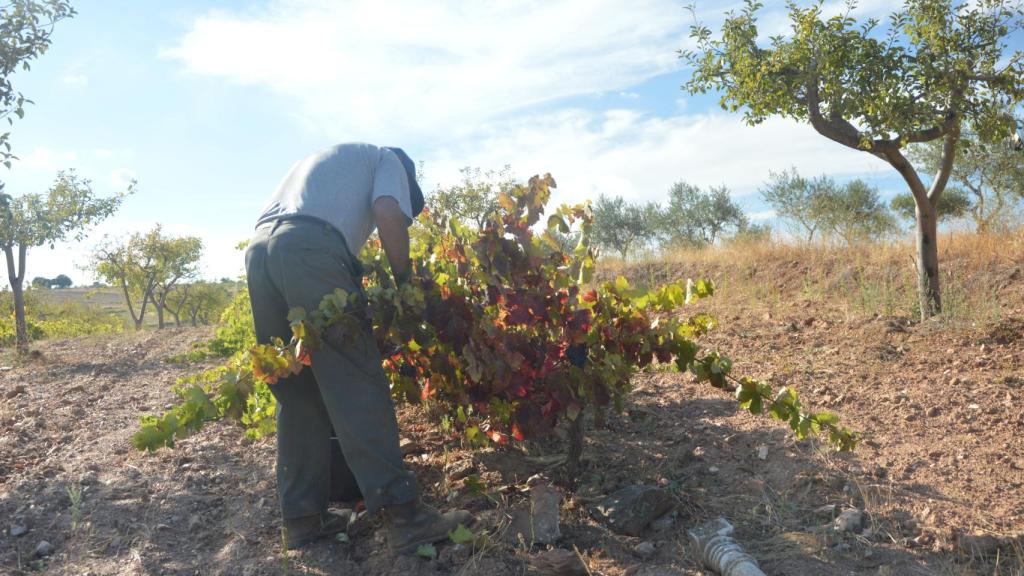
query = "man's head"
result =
(384, 147, 425, 218)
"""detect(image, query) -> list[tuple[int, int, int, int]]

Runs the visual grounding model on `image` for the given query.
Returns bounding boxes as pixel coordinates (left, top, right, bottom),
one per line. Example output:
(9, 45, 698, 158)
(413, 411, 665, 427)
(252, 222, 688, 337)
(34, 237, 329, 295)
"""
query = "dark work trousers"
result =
(245, 218, 418, 519)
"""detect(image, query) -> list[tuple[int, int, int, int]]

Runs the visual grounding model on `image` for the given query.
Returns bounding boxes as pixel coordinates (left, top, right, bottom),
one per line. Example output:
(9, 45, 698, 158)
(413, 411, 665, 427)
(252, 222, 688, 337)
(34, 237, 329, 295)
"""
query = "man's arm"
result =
(373, 196, 411, 285)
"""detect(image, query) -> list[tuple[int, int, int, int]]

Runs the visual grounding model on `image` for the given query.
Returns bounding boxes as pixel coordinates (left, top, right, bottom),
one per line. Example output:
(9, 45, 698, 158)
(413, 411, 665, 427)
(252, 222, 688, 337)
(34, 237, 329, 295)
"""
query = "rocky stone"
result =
(814, 504, 837, 517)
(10, 524, 27, 537)
(445, 460, 476, 481)
(649, 512, 675, 532)
(5, 385, 26, 399)
(633, 541, 656, 558)
(35, 540, 54, 557)
(834, 509, 865, 534)
(507, 484, 561, 545)
(957, 533, 1002, 557)
(591, 485, 674, 537)
(439, 543, 471, 565)
(530, 548, 588, 576)
(398, 438, 421, 456)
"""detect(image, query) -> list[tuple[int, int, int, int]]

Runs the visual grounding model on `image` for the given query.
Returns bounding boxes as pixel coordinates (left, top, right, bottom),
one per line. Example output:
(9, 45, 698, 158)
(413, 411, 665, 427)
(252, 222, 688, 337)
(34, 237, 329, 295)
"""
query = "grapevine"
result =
(133, 174, 854, 458)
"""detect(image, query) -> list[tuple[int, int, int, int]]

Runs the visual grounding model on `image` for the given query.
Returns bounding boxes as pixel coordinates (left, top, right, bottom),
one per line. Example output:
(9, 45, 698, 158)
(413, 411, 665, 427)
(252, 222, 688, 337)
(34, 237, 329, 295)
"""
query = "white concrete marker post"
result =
(687, 518, 767, 576)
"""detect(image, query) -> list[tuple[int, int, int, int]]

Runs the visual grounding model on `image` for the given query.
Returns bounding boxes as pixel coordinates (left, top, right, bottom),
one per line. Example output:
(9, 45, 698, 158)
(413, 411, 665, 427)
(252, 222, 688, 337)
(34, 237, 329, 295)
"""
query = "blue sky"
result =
(1, 0, 1012, 286)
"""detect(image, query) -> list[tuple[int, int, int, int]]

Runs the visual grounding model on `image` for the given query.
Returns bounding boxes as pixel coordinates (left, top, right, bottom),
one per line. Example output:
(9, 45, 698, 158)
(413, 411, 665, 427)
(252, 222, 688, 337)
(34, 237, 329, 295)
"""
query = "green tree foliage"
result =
(729, 221, 772, 244)
(134, 176, 854, 468)
(661, 182, 749, 247)
(150, 236, 203, 329)
(760, 168, 826, 242)
(1, 171, 123, 352)
(163, 281, 231, 328)
(814, 178, 898, 244)
(909, 135, 1024, 232)
(0, 0, 74, 167)
(683, 0, 1024, 318)
(89, 226, 201, 331)
(591, 194, 661, 259)
(26, 273, 73, 289)
(890, 188, 972, 223)
(762, 170, 897, 243)
(427, 166, 515, 229)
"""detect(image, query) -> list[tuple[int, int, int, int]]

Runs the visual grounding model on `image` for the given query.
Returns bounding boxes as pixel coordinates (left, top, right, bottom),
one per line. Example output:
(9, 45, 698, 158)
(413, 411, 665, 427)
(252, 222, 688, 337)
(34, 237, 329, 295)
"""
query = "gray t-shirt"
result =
(256, 143, 415, 252)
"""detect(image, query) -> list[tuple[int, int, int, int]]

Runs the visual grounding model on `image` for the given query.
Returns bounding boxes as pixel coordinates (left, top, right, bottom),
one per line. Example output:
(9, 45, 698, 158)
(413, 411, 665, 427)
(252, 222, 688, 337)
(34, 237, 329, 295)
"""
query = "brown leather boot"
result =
(384, 500, 475, 555)
(283, 510, 350, 549)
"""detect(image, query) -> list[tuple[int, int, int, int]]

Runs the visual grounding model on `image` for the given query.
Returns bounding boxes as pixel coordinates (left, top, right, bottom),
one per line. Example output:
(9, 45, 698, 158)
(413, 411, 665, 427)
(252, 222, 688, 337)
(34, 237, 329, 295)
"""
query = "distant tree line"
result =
(31, 274, 73, 289)
(427, 150, 1023, 264)
(589, 183, 770, 259)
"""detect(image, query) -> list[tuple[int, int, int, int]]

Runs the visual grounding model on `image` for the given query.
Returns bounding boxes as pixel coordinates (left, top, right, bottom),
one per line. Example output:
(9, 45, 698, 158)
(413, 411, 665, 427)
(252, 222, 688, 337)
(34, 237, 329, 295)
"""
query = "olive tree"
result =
(591, 194, 661, 259)
(661, 182, 749, 247)
(0, 172, 122, 352)
(428, 166, 515, 229)
(760, 168, 828, 242)
(813, 178, 897, 244)
(683, 0, 1024, 318)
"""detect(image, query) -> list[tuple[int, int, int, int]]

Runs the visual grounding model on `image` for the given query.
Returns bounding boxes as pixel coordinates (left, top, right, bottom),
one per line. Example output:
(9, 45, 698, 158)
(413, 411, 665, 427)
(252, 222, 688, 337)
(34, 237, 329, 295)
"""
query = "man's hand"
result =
(373, 196, 411, 285)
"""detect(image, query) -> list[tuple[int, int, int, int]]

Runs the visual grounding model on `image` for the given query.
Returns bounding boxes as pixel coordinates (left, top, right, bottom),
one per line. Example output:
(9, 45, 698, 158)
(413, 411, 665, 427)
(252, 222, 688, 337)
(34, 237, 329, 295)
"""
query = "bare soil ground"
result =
(1, 242, 1022, 575)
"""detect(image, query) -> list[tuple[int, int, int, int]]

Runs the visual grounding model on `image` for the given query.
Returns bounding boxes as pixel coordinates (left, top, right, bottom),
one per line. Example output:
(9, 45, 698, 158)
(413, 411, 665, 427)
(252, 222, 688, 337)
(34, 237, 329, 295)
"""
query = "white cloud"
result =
(59, 73, 88, 87)
(16, 147, 79, 172)
(748, 209, 777, 221)
(165, 0, 692, 142)
(425, 109, 893, 207)
(4, 147, 134, 192)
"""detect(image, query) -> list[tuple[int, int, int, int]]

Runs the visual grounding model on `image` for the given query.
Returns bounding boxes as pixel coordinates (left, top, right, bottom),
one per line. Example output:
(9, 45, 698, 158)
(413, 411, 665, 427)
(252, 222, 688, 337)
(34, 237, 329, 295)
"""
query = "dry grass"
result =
(599, 229, 1024, 327)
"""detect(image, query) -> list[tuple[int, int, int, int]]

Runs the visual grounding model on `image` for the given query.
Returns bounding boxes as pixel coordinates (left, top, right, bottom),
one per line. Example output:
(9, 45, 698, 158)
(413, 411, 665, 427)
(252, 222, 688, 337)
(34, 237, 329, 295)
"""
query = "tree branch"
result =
(806, 75, 864, 151)
(3, 245, 16, 287)
(883, 148, 930, 206)
(16, 243, 26, 284)
(927, 124, 961, 204)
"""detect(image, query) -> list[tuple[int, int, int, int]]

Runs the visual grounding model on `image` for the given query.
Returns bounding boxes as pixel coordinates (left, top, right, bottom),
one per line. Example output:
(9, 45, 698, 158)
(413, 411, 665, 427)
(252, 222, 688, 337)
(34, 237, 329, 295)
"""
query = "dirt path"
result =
(1, 296, 1022, 575)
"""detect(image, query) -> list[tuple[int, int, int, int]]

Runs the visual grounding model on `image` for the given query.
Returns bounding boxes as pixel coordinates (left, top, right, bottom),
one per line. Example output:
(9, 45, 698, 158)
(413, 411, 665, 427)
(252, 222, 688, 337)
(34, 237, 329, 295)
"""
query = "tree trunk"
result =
(11, 278, 27, 353)
(883, 144, 953, 321)
(156, 292, 166, 329)
(565, 413, 584, 485)
(118, 278, 144, 331)
(915, 201, 942, 319)
(4, 244, 29, 354)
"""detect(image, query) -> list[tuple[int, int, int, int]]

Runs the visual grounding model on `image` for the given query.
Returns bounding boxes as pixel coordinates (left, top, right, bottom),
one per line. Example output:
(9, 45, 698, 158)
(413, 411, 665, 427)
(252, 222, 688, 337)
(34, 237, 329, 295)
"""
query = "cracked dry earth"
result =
(1, 272, 1022, 575)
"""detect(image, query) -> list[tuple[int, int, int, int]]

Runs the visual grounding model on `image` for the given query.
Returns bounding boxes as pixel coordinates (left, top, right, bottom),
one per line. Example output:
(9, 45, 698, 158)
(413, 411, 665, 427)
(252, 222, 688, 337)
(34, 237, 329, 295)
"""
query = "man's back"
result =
(256, 143, 415, 253)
